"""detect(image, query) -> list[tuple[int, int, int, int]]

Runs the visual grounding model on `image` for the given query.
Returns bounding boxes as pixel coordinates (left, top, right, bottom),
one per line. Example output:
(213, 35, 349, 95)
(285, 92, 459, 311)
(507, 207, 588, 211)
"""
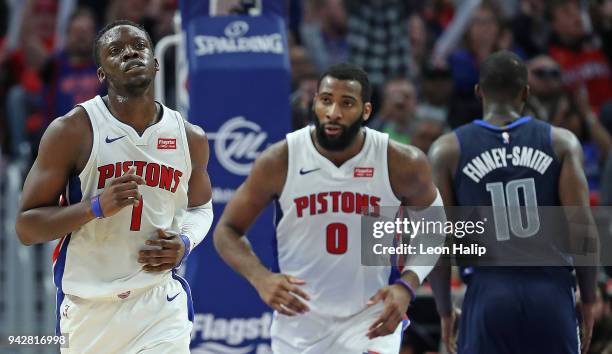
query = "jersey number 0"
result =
(326, 223, 348, 254)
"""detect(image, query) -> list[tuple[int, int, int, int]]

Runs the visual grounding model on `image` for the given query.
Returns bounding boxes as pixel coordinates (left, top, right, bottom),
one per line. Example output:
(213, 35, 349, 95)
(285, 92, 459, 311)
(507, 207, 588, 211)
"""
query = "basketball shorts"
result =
(57, 272, 193, 354)
(270, 302, 410, 354)
(458, 268, 579, 354)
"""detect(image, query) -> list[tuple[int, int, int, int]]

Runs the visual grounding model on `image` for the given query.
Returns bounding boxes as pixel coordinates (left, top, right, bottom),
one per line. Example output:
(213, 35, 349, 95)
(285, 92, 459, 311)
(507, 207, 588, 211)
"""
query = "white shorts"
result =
(270, 302, 409, 354)
(57, 272, 193, 354)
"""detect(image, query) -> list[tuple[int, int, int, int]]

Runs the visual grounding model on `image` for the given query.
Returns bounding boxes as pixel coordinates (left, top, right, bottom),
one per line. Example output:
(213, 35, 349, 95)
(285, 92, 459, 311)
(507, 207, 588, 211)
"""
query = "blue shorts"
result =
(458, 268, 579, 354)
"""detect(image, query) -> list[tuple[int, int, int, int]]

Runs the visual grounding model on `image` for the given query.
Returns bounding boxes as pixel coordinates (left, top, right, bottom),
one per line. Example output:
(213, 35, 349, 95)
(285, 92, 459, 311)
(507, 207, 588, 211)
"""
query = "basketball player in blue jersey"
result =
(15, 21, 214, 353)
(428, 51, 598, 354)
(214, 63, 447, 354)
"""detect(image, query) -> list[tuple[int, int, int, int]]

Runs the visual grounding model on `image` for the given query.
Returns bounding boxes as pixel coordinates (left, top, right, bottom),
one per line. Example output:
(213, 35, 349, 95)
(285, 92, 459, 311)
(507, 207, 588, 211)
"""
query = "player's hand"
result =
(440, 309, 459, 354)
(97, 168, 145, 217)
(138, 229, 185, 272)
(253, 273, 310, 316)
(366, 284, 412, 339)
(580, 302, 595, 354)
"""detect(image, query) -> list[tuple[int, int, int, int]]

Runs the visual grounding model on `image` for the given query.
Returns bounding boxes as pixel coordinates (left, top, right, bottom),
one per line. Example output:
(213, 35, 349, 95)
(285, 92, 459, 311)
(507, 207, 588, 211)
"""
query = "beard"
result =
(313, 110, 364, 151)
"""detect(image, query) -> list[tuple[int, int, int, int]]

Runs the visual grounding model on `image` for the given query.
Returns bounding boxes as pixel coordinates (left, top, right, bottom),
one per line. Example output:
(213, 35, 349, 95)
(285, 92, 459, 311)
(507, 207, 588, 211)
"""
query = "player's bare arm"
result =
(16, 107, 145, 245)
(214, 141, 311, 316)
(427, 132, 460, 354)
(366, 140, 443, 339)
(552, 126, 599, 354)
(138, 121, 213, 272)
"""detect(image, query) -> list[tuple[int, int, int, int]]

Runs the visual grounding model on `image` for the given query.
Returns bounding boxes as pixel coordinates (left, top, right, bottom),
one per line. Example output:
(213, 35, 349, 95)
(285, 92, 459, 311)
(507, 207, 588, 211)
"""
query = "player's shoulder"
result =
(388, 139, 427, 167)
(245, 140, 288, 196)
(428, 132, 460, 162)
(44, 106, 91, 143)
(254, 139, 288, 172)
(184, 120, 207, 145)
(551, 126, 582, 159)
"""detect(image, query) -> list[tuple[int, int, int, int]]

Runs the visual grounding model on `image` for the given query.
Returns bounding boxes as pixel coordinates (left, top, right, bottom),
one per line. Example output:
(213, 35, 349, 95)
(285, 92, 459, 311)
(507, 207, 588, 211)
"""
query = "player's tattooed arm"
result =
(16, 107, 145, 246)
(427, 132, 460, 354)
(213, 141, 310, 316)
(553, 127, 599, 354)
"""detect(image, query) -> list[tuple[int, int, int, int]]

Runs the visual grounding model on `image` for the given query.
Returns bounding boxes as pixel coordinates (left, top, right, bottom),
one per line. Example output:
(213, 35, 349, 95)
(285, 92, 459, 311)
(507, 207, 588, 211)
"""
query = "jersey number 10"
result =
(486, 178, 540, 241)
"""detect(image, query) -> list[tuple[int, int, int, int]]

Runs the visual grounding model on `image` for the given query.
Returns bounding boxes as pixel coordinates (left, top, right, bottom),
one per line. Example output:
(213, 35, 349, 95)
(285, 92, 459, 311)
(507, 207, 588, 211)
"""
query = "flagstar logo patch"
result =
(354, 167, 374, 178)
(158, 138, 176, 149)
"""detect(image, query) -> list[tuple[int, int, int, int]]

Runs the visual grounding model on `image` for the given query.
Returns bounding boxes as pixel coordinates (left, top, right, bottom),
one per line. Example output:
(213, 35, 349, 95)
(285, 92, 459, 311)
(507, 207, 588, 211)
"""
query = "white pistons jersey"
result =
(275, 126, 401, 317)
(52, 95, 192, 300)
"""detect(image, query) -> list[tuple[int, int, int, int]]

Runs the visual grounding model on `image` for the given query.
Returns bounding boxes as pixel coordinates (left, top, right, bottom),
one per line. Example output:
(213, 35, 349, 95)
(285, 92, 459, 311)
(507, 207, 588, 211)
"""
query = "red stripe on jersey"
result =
(52, 236, 66, 263)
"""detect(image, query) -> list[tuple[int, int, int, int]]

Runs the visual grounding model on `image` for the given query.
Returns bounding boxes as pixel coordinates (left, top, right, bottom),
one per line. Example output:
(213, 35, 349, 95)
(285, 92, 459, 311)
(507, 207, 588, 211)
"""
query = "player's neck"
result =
(312, 129, 366, 167)
(105, 90, 159, 135)
(482, 103, 522, 127)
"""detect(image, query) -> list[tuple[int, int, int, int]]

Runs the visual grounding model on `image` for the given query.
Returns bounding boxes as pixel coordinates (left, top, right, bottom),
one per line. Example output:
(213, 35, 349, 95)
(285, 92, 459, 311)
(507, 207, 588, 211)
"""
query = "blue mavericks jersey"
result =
(453, 116, 572, 267)
(454, 116, 560, 206)
(453, 117, 579, 354)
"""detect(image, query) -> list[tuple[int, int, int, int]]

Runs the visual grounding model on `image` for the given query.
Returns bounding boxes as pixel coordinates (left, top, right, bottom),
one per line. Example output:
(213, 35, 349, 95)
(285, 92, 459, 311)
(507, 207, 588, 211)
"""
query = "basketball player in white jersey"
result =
(214, 63, 447, 353)
(16, 21, 213, 353)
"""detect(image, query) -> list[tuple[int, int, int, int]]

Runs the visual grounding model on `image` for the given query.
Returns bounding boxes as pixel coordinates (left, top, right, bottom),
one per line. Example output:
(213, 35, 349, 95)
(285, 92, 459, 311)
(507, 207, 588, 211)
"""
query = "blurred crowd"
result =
(0, 0, 178, 163)
(1, 1, 612, 353)
(291, 0, 612, 207)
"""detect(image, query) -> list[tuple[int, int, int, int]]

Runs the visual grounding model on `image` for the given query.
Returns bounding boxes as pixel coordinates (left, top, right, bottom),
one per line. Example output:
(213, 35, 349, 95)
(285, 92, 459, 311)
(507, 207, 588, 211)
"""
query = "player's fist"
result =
(366, 285, 412, 339)
(138, 229, 185, 272)
(97, 168, 145, 217)
(253, 273, 310, 316)
(580, 302, 595, 354)
(440, 309, 459, 354)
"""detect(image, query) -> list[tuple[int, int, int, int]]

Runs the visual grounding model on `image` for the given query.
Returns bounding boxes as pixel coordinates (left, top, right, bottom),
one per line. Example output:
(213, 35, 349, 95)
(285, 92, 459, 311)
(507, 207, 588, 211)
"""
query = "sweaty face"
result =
(313, 77, 370, 151)
(98, 25, 157, 95)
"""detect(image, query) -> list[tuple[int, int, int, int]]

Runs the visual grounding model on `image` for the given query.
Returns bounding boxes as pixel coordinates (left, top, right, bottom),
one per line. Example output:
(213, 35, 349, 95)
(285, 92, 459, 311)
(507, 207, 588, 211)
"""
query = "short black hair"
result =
(479, 51, 528, 101)
(93, 20, 152, 67)
(317, 63, 372, 103)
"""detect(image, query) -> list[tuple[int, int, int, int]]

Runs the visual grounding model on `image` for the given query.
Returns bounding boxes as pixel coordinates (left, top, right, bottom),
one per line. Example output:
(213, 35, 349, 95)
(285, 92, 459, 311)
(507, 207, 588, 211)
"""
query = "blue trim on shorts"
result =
(172, 270, 194, 322)
(54, 234, 71, 336)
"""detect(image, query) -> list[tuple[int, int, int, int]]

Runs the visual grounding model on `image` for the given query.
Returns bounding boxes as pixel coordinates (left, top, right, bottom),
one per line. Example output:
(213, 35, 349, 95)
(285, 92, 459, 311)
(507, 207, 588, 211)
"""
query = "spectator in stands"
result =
(411, 116, 446, 154)
(589, 0, 612, 64)
(40, 7, 102, 121)
(447, 1, 502, 128)
(524, 55, 564, 121)
(289, 43, 317, 130)
(290, 71, 317, 131)
(417, 65, 453, 126)
(4, 0, 57, 159)
(301, 0, 348, 73)
(511, 0, 549, 58)
(345, 0, 411, 102)
(547, 0, 612, 113)
(369, 78, 417, 145)
(549, 91, 612, 203)
(407, 13, 430, 84)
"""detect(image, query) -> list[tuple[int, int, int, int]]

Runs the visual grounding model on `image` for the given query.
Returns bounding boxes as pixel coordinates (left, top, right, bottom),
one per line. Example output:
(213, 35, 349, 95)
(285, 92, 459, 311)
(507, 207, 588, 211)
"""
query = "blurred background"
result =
(0, 0, 611, 353)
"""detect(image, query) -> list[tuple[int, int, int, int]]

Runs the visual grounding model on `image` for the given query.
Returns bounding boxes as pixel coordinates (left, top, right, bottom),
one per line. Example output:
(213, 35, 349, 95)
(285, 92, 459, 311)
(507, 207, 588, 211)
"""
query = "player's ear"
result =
(154, 58, 159, 72)
(97, 67, 106, 83)
(474, 84, 482, 100)
(362, 102, 373, 122)
(522, 85, 530, 101)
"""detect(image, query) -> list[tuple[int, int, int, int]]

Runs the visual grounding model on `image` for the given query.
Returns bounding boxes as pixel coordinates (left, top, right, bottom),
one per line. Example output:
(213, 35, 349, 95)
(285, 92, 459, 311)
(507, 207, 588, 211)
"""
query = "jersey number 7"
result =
(130, 196, 144, 231)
